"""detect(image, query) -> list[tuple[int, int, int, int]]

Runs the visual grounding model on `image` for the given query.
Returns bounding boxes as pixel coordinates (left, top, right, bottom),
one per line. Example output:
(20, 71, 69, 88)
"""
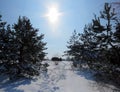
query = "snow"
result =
(0, 61, 111, 92)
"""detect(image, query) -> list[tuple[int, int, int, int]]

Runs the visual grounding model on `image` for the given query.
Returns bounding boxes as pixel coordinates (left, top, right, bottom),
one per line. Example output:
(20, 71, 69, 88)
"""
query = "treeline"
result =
(51, 57, 62, 61)
(66, 3, 120, 87)
(0, 16, 47, 79)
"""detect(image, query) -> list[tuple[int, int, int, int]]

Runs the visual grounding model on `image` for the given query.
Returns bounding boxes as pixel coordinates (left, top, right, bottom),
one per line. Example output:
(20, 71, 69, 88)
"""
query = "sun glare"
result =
(45, 5, 62, 24)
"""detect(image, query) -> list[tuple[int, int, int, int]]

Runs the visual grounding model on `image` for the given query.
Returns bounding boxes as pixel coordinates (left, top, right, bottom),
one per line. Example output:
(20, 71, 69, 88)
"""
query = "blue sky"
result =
(0, 0, 119, 58)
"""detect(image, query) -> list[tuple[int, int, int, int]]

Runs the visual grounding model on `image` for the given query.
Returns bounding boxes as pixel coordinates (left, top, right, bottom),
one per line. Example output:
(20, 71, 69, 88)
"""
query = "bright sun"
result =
(45, 6, 62, 24)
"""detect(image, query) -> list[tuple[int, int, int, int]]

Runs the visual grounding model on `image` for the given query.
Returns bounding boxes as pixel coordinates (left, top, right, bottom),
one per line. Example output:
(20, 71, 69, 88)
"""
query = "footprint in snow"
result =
(53, 86, 59, 91)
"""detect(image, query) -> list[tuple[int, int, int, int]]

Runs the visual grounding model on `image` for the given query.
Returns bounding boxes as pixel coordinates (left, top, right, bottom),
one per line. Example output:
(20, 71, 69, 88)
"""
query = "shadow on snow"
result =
(0, 74, 32, 92)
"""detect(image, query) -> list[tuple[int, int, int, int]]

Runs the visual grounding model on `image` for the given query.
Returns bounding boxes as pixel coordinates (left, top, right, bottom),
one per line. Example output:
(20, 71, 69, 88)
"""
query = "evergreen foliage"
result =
(0, 16, 47, 79)
(66, 3, 120, 86)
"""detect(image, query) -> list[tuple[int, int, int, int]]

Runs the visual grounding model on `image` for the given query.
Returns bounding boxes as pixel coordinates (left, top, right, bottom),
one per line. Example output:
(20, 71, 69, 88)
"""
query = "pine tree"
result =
(0, 15, 17, 75)
(13, 16, 47, 78)
(66, 30, 80, 60)
(66, 3, 120, 86)
(0, 15, 7, 73)
(91, 3, 120, 69)
(0, 15, 47, 79)
(66, 30, 86, 68)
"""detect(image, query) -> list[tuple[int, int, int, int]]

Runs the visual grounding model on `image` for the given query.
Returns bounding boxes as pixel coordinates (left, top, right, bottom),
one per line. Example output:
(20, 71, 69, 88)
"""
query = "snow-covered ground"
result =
(0, 61, 113, 92)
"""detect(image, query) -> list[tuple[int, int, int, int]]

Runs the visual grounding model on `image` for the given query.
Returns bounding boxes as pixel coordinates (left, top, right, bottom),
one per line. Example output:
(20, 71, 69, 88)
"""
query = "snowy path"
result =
(47, 61, 99, 92)
(0, 61, 99, 92)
